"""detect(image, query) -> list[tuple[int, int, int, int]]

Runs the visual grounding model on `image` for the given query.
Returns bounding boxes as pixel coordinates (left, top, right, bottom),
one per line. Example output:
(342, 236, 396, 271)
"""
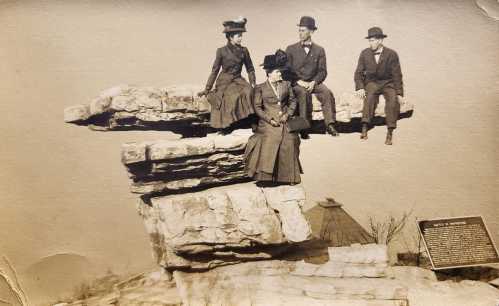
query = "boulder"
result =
(122, 129, 252, 196)
(137, 183, 312, 270)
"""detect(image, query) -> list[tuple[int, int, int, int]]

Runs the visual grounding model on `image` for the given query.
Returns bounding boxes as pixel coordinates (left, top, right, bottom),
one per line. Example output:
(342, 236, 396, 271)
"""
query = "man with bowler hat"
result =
(354, 27, 404, 145)
(285, 16, 338, 139)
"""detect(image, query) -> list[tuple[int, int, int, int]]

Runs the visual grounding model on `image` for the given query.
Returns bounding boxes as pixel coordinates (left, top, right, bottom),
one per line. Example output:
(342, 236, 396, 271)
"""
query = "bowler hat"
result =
(297, 16, 317, 30)
(365, 27, 387, 39)
(223, 16, 247, 33)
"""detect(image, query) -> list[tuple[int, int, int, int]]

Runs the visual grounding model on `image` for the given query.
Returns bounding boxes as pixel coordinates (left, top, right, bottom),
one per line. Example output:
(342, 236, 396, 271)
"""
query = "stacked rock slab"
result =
(121, 129, 252, 196)
(138, 182, 312, 270)
(120, 129, 312, 270)
(64, 85, 414, 135)
(64, 85, 211, 136)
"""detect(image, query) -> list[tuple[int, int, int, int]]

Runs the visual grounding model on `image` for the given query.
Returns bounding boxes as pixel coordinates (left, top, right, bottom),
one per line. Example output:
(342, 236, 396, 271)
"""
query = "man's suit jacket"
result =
(285, 42, 328, 84)
(354, 46, 404, 96)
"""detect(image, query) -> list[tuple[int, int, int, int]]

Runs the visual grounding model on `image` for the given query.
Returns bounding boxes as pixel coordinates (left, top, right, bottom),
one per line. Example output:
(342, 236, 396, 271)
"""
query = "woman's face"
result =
(268, 69, 282, 83)
(230, 33, 243, 45)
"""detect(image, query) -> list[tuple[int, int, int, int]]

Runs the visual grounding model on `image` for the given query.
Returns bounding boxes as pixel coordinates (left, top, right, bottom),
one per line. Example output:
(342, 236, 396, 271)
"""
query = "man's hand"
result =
(279, 113, 289, 123)
(355, 89, 366, 99)
(397, 95, 403, 103)
(197, 89, 209, 97)
(270, 119, 280, 127)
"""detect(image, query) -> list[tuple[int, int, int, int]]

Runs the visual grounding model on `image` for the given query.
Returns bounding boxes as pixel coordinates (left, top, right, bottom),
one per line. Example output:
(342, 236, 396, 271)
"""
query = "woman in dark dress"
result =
(244, 51, 303, 185)
(197, 17, 256, 134)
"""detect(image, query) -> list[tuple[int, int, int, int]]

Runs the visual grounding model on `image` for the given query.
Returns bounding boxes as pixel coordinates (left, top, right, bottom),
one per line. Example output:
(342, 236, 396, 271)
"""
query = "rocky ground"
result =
(53, 257, 499, 306)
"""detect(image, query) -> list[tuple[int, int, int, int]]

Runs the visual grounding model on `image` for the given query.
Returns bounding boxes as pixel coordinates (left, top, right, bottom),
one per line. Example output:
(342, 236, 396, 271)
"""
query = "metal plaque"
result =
(418, 216, 499, 270)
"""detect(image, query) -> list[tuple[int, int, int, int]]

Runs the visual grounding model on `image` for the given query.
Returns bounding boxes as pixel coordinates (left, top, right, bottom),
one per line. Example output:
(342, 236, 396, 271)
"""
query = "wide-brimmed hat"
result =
(297, 16, 317, 30)
(223, 16, 247, 33)
(365, 27, 387, 39)
(261, 49, 288, 71)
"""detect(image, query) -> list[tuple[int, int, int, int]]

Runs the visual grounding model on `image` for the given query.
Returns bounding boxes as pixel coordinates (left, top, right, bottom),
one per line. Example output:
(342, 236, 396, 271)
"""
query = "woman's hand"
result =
(355, 89, 366, 99)
(197, 90, 209, 97)
(279, 113, 289, 123)
(270, 119, 280, 127)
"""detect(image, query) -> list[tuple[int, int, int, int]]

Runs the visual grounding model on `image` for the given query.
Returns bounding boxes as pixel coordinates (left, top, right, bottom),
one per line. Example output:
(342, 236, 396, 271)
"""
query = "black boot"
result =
(360, 123, 368, 140)
(385, 128, 394, 145)
(218, 126, 233, 135)
(327, 123, 339, 136)
(300, 130, 310, 139)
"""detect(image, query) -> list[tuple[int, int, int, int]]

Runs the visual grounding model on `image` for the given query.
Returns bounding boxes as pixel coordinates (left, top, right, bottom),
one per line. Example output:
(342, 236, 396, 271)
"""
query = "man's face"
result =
(298, 26, 313, 42)
(368, 38, 383, 50)
(268, 69, 282, 83)
(230, 33, 243, 45)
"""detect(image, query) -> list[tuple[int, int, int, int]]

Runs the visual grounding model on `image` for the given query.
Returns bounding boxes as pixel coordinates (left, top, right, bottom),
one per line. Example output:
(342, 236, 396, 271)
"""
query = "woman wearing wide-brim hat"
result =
(197, 17, 256, 134)
(244, 50, 303, 185)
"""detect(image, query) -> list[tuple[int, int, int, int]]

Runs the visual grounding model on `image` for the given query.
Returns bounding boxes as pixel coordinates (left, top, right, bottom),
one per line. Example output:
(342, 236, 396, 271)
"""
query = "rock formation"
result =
(64, 85, 414, 136)
(138, 182, 311, 270)
(173, 245, 409, 306)
(62, 84, 419, 306)
(64, 85, 210, 136)
(122, 129, 251, 196)
(121, 128, 313, 270)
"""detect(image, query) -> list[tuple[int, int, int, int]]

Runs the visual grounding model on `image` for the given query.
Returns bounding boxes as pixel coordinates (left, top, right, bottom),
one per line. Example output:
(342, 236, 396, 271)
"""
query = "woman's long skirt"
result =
(244, 125, 302, 184)
(207, 77, 254, 129)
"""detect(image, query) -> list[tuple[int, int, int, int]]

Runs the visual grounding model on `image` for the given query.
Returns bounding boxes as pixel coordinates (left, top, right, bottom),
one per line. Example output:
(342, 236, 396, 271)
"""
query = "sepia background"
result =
(0, 0, 498, 304)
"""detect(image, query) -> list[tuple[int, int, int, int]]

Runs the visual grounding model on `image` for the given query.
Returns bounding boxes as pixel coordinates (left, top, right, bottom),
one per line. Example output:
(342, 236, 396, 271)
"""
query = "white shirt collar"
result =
(267, 80, 280, 98)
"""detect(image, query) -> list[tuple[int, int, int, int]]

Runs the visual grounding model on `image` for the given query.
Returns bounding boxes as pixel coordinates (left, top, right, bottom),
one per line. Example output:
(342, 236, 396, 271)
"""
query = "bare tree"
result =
(368, 210, 413, 245)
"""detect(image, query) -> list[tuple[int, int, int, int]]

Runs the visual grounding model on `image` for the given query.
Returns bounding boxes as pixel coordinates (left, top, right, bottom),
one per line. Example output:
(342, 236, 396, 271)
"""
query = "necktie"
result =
(303, 44, 311, 55)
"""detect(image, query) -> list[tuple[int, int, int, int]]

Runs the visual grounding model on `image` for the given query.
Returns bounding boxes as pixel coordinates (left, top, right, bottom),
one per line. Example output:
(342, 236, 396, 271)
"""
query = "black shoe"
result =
(218, 127, 233, 135)
(300, 131, 310, 139)
(327, 124, 339, 136)
(385, 129, 394, 145)
(360, 124, 368, 140)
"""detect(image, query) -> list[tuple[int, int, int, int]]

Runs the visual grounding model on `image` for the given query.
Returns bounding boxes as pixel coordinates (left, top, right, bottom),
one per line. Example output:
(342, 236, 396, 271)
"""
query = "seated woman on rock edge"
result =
(244, 50, 303, 186)
(197, 17, 256, 135)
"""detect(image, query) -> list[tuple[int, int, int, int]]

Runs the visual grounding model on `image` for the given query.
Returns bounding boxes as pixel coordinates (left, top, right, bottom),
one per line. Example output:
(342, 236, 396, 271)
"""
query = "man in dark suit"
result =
(354, 27, 404, 145)
(285, 16, 338, 139)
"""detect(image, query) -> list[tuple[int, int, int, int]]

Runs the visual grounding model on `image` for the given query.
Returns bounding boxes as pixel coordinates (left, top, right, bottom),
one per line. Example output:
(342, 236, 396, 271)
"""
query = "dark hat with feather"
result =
(223, 16, 247, 33)
(261, 49, 289, 71)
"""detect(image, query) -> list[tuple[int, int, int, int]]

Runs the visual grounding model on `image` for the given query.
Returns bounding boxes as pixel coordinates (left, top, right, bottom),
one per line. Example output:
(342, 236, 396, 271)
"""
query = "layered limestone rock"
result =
(121, 129, 313, 271)
(61, 263, 499, 306)
(64, 85, 210, 136)
(292, 244, 389, 278)
(138, 182, 312, 270)
(173, 260, 409, 306)
(122, 129, 252, 196)
(64, 85, 414, 135)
